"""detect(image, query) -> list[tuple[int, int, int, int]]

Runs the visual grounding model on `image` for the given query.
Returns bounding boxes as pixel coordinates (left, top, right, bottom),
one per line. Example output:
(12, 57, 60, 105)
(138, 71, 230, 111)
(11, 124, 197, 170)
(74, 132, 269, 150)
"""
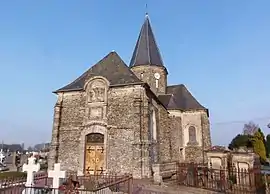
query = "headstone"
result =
(0, 149, 5, 164)
(22, 156, 40, 187)
(48, 163, 66, 194)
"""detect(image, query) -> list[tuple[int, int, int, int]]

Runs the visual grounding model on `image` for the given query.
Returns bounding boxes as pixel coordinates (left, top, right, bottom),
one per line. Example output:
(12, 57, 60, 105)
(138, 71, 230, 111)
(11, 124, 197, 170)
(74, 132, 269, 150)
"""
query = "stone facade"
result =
(48, 14, 212, 179)
(168, 110, 211, 163)
(48, 75, 211, 178)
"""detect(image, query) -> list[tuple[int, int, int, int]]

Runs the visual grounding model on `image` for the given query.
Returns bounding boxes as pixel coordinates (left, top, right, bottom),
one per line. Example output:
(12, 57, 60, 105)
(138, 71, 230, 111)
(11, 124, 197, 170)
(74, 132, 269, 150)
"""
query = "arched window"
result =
(188, 126, 197, 143)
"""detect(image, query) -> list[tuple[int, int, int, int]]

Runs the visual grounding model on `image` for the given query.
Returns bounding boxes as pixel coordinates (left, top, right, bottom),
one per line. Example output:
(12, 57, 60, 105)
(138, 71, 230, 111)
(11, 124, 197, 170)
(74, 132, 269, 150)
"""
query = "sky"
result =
(0, 0, 270, 147)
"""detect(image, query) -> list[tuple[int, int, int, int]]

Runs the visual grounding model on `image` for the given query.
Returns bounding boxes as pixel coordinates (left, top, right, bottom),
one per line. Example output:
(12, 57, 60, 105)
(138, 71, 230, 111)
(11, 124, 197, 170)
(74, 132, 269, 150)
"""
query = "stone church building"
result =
(48, 14, 212, 178)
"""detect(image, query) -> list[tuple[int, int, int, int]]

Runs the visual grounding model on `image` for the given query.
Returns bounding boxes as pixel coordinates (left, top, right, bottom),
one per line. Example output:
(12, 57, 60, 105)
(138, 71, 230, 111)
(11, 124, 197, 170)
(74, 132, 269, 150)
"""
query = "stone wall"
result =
(131, 65, 167, 95)
(168, 115, 182, 162)
(168, 110, 211, 163)
(157, 105, 172, 163)
(107, 85, 150, 178)
(201, 112, 212, 150)
(48, 91, 85, 171)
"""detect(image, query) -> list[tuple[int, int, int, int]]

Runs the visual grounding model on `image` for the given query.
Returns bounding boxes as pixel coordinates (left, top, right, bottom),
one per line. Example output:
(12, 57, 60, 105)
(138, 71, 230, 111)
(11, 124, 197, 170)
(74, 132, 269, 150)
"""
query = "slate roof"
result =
(129, 14, 164, 67)
(158, 84, 207, 111)
(55, 52, 142, 93)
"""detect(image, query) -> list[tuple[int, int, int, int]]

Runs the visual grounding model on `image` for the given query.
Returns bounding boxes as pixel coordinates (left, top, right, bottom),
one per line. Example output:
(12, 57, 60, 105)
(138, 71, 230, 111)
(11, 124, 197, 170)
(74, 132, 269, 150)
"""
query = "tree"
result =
(243, 121, 259, 136)
(258, 128, 268, 156)
(228, 134, 252, 150)
(266, 134, 270, 157)
(251, 131, 267, 162)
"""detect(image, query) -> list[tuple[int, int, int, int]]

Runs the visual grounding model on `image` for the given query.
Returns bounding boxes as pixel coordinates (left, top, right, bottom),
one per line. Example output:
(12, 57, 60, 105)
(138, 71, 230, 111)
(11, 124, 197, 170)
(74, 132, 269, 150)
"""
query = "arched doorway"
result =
(84, 133, 104, 175)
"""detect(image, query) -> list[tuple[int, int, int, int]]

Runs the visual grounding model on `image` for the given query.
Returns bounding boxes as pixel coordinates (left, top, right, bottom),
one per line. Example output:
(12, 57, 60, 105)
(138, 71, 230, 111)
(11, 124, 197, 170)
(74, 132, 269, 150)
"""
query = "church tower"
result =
(130, 14, 167, 95)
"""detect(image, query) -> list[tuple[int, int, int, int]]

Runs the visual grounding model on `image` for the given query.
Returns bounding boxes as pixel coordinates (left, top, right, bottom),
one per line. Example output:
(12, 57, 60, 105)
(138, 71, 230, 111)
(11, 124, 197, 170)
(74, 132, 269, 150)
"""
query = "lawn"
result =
(0, 171, 26, 180)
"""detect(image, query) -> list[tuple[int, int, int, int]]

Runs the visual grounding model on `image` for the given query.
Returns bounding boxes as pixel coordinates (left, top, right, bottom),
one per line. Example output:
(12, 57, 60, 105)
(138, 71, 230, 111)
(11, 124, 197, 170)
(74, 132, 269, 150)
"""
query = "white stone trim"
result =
(77, 124, 108, 176)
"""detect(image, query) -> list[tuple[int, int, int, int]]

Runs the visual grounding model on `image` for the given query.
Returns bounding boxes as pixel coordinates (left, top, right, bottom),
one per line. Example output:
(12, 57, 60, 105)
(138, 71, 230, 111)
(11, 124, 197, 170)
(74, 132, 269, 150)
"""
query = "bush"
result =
(0, 171, 26, 180)
(40, 163, 48, 171)
(229, 174, 237, 184)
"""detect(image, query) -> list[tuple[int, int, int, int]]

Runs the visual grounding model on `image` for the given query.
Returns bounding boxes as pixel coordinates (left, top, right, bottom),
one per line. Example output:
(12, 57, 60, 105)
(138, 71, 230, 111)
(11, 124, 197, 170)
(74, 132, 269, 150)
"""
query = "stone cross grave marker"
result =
(48, 163, 66, 193)
(0, 149, 5, 164)
(22, 156, 41, 187)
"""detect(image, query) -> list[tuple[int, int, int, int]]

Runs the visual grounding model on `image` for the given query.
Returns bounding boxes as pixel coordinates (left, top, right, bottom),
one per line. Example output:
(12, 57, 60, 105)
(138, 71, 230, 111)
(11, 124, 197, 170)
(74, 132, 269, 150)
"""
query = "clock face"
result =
(154, 73, 160, 79)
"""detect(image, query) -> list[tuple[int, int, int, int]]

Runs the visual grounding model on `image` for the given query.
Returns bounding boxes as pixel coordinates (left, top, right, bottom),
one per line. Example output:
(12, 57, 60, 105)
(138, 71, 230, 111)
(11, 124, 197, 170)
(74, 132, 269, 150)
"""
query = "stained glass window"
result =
(86, 133, 104, 143)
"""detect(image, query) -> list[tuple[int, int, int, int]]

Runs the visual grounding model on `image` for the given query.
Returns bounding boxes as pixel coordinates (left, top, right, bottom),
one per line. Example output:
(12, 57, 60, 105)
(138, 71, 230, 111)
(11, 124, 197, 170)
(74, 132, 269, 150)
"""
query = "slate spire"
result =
(129, 14, 164, 67)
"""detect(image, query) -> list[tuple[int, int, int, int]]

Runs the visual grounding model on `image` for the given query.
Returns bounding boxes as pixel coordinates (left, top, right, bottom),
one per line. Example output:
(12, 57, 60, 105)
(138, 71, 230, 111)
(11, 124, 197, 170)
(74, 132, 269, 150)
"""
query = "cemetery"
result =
(0, 155, 133, 194)
(0, 147, 270, 194)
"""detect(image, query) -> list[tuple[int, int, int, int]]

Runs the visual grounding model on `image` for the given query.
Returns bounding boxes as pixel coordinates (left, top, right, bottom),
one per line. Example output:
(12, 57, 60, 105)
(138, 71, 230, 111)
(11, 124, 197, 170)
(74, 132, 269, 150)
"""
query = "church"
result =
(48, 14, 212, 178)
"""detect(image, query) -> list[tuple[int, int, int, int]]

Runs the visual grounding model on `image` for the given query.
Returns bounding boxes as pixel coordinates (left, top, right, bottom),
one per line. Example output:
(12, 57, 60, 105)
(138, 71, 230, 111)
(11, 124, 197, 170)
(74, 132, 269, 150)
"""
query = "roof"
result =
(55, 52, 142, 93)
(158, 84, 207, 111)
(129, 14, 164, 67)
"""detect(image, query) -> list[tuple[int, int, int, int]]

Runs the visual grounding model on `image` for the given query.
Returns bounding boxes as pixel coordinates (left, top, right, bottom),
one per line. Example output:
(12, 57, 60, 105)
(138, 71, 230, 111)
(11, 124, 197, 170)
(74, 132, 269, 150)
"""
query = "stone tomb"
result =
(206, 148, 229, 169)
(231, 151, 259, 185)
(206, 147, 259, 186)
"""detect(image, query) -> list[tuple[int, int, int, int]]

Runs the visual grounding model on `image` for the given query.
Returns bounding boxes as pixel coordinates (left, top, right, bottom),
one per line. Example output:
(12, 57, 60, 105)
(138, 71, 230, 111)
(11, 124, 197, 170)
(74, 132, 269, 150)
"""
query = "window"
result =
(86, 133, 104, 144)
(152, 109, 157, 140)
(188, 126, 197, 143)
(149, 108, 157, 141)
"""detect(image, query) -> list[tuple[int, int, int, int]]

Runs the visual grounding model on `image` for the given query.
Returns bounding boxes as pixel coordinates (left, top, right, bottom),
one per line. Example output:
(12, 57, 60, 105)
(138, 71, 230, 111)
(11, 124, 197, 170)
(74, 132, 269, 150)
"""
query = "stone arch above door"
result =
(78, 124, 107, 176)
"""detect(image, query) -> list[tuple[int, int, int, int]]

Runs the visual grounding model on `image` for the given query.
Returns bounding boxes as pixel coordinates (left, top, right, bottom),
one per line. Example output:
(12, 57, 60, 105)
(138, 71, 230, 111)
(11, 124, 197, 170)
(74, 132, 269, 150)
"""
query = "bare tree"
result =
(243, 121, 259, 135)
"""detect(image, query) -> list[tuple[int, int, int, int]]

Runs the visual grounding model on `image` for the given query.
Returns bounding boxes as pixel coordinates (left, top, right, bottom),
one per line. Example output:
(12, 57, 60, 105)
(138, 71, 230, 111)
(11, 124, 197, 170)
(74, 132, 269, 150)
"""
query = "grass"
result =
(0, 171, 27, 180)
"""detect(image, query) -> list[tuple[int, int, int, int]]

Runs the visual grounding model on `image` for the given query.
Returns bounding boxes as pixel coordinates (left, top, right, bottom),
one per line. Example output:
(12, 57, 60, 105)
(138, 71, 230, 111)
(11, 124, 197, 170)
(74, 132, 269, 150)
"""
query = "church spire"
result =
(129, 14, 164, 67)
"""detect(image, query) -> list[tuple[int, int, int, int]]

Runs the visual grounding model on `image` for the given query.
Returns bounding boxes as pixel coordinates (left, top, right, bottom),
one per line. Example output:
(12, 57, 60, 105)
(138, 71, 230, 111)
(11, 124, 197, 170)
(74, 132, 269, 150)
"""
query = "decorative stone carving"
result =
(87, 80, 106, 103)
(89, 107, 103, 119)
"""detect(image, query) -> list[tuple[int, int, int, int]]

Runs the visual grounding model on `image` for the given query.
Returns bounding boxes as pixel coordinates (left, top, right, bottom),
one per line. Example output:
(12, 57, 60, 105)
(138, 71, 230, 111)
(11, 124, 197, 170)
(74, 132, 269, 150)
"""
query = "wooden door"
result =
(84, 133, 104, 175)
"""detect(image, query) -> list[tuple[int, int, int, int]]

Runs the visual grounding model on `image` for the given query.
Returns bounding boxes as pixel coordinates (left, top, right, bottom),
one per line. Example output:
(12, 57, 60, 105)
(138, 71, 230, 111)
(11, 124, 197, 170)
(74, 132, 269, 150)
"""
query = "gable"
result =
(55, 52, 142, 93)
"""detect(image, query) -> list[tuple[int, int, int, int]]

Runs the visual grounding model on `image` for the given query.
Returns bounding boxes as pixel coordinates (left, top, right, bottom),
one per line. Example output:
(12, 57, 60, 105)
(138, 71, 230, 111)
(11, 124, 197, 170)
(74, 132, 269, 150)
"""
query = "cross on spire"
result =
(129, 13, 165, 68)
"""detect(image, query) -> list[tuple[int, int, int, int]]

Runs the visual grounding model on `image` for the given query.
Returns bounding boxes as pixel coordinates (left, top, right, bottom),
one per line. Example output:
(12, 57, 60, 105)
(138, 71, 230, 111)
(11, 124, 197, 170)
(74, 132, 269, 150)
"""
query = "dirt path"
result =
(133, 179, 222, 194)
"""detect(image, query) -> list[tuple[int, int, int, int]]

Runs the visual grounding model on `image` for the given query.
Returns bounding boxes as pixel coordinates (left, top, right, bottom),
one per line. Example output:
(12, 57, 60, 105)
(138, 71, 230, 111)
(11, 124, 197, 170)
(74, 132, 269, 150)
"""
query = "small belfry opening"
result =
(84, 133, 105, 175)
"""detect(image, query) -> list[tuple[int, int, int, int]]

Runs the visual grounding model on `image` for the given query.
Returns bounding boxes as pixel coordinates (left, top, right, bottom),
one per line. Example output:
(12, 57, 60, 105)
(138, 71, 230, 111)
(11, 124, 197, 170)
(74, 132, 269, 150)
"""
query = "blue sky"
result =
(0, 0, 269, 147)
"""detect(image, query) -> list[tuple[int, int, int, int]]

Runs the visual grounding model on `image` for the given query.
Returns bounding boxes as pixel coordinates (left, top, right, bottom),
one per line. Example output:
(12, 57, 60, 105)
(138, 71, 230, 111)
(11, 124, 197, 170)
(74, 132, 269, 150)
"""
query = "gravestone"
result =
(48, 163, 66, 194)
(0, 149, 5, 164)
(23, 156, 41, 187)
